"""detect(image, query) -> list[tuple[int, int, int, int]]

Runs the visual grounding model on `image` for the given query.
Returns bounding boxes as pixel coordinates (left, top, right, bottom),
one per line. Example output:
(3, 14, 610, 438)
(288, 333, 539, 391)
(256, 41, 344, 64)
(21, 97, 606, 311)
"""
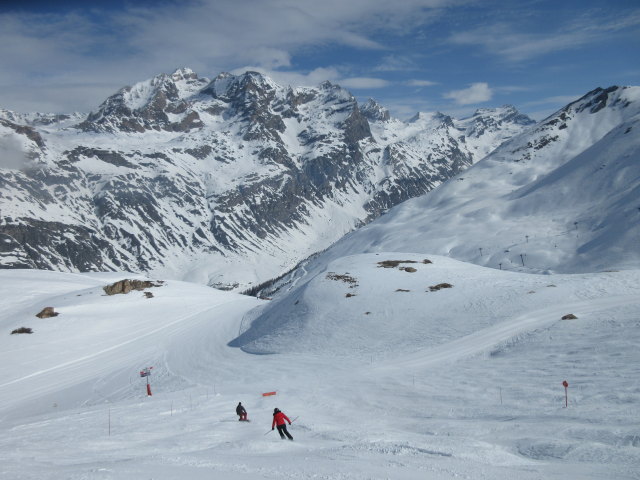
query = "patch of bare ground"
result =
(326, 272, 358, 287)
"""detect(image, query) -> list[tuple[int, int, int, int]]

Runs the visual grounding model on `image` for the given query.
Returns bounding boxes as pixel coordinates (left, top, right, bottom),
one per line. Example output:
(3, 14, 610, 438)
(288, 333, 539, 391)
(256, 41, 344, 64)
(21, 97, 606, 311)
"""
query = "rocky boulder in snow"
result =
(10, 327, 33, 334)
(35, 307, 58, 318)
(103, 279, 163, 295)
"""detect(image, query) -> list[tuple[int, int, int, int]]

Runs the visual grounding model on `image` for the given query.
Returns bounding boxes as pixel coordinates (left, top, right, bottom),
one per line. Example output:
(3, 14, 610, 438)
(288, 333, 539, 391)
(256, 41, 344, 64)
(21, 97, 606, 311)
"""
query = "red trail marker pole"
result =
(140, 367, 153, 396)
(562, 380, 569, 407)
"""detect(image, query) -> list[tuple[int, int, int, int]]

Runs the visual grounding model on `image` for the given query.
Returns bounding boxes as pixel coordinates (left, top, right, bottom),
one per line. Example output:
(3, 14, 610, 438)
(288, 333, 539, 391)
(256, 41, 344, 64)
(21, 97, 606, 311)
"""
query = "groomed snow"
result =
(1, 257, 638, 479)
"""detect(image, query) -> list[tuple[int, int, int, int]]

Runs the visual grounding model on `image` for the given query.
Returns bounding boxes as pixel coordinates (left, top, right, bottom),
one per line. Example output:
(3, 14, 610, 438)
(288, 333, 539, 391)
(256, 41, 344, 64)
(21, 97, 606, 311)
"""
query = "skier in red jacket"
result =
(271, 408, 293, 440)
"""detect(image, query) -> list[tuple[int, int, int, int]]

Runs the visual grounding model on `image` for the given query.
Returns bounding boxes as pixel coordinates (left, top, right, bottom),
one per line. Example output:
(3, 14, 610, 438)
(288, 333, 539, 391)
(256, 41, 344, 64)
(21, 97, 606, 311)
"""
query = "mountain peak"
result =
(360, 98, 390, 122)
(473, 104, 514, 116)
(203, 71, 279, 100)
(467, 105, 535, 125)
(170, 67, 198, 81)
(408, 111, 451, 125)
(536, 85, 637, 131)
(564, 85, 632, 116)
(456, 106, 535, 144)
(319, 80, 336, 90)
(77, 68, 209, 133)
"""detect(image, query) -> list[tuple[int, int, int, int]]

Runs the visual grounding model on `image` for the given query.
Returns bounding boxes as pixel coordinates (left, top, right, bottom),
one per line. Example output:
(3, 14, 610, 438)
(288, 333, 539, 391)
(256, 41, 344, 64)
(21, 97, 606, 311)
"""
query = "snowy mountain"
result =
(0, 69, 533, 290)
(238, 81, 640, 359)
(255, 85, 640, 300)
(455, 104, 536, 160)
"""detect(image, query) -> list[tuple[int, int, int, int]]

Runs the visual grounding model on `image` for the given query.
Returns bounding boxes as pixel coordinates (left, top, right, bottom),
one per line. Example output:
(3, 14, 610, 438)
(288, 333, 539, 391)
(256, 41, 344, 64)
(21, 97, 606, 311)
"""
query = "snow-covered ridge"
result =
(3, 71, 633, 292)
(0, 109, 85, 127)
(0, 68, 538, 289)
(204, 70, 281, 101)
(454, 104, 536, 161)
(122, 67, 209, 110)
(263, 84, 639, 300)
(496, 86, 639, 165)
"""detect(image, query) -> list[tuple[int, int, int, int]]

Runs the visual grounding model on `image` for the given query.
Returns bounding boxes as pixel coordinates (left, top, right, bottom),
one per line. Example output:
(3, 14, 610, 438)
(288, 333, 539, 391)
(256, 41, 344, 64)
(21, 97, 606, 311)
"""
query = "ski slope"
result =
(379, 294, 638, 372)
(0, 271, 262, 418)
(1, 258, 639, 479)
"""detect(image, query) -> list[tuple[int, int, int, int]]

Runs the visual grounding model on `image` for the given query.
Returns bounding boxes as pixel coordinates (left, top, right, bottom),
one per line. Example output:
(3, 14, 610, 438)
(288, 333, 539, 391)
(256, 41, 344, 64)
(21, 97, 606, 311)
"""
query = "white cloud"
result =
(449, 9, 640, 62)
(406, 79, 437, 87)
(250, 48, 292, 70)
(374, 55, 419, 72)
(443, 82, 492, 105)
(230, 66, 342, 88)
(0, 135, 28, 170)
(0, 0, 460, 112)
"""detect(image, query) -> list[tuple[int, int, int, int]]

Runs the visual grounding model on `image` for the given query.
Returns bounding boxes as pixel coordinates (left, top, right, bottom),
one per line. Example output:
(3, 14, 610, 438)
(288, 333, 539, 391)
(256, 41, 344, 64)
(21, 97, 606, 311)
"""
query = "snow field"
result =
(1, 256, 639, 479)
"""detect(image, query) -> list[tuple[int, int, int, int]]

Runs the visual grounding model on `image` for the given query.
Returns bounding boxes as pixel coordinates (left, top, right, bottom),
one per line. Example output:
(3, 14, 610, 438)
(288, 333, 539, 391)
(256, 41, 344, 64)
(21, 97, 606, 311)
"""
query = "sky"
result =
(0, 0, 638, 120)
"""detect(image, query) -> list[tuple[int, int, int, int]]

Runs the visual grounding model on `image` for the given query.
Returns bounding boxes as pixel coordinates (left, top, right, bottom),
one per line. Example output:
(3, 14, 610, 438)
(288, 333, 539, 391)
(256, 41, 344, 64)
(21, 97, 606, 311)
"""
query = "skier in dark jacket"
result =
(271, 408, 293, 440)
(236, 402, 247, 421)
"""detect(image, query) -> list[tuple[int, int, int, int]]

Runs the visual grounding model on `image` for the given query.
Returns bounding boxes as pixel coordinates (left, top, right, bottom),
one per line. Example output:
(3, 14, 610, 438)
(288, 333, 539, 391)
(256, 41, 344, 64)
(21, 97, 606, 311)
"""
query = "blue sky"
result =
(0, 0, 638, 120)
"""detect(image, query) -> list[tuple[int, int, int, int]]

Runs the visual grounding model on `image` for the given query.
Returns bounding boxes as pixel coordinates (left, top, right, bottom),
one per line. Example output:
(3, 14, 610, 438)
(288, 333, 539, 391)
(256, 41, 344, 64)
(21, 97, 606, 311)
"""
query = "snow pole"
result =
(562, 380, 569, 407)
(140, 366, 153, 396)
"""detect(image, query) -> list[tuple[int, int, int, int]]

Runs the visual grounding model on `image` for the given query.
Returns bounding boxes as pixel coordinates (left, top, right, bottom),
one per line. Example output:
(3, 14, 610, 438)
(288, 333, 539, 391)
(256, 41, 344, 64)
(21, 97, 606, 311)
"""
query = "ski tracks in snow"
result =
(0, 297, 246, 415)
(376, 295, 639, 373)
